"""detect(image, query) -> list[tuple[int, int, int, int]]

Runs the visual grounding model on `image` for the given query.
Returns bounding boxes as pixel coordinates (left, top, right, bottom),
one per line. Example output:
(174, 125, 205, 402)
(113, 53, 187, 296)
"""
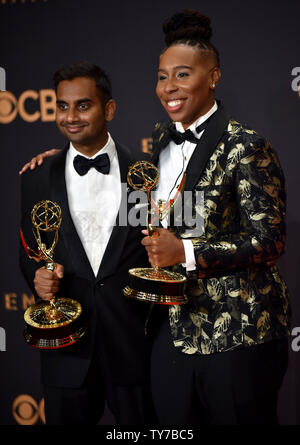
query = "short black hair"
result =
(53, 62, 112, 104)
(162, 9, 220, 67)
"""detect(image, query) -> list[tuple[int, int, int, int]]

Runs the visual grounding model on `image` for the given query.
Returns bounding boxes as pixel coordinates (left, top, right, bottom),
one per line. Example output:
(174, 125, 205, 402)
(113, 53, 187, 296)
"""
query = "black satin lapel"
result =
(50, 146, 95, 280)
(183, 105, 230, 192)
(150, 144, 161, 166)
(115, 141, 131, 184)
(96, 142, 130, 281)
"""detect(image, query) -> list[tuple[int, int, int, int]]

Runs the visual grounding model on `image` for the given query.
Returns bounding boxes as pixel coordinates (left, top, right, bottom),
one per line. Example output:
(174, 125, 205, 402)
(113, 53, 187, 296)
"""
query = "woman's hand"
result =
(19, 148, 61, 175)
(141, 228, 186, 267)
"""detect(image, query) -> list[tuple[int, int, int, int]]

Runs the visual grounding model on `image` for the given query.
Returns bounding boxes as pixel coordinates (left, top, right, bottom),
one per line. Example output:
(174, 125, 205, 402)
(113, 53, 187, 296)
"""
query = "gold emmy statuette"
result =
(123, 160, 188, 305)
(20, 200, 86, 349)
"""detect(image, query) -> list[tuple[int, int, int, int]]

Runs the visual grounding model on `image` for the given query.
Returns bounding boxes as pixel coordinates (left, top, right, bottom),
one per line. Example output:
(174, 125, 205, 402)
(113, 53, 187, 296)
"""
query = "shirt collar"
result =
(68, 132, 116, 162)
(175, 101, 218, 135)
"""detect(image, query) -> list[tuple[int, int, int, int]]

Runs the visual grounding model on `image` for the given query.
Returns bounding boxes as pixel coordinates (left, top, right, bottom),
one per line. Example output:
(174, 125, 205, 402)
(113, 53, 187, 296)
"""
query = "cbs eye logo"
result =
(12, 394, 45, 425)
(0, 89, 56, 124)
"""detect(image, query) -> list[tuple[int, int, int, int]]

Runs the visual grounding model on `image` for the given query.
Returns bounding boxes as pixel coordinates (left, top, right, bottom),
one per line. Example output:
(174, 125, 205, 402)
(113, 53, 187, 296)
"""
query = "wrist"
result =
(177, 239, 186, 263)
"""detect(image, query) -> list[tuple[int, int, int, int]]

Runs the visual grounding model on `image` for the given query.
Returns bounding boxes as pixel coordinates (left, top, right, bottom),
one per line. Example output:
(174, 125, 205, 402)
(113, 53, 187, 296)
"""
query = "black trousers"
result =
(44, 343, 154, 425)
(151, 319, 289, 425)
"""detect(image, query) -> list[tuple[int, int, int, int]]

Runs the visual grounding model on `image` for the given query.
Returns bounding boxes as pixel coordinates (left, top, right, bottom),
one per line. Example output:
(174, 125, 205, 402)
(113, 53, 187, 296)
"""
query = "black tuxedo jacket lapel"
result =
(184, 104, 229, 192)
(151, 138, 162, 166)
(151, 104, 230, 190)
(50, 145, 95, 281)
(96, 142, 131, 282)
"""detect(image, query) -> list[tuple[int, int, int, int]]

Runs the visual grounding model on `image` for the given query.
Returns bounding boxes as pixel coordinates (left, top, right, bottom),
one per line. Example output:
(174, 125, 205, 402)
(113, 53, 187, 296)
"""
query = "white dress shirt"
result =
(65, 134, 121, 276)
(153, 101, 218, 271)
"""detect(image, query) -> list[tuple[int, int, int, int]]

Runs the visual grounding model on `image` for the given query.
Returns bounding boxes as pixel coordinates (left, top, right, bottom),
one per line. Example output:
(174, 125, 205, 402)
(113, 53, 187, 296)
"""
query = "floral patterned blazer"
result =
(150, 102, 291, 355)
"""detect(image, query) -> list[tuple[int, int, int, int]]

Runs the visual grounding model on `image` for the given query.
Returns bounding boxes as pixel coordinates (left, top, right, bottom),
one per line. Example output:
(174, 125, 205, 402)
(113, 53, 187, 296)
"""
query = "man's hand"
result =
(33, 263, 64, 300)
(141, 228, 186, 267)
(19, 149, 61, 175)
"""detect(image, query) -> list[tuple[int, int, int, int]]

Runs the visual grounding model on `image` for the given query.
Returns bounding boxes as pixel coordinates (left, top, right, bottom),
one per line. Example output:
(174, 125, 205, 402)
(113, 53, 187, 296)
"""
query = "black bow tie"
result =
(168, 119, 210, 145)
(73, 153, 110, 176)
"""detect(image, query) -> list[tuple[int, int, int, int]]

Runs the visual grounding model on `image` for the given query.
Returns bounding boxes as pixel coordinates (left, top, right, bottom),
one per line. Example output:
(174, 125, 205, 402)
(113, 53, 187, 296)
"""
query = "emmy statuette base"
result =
(123, 285, 187, 305)
(123, 267, 188, 305)
(24, 297, 86, 350)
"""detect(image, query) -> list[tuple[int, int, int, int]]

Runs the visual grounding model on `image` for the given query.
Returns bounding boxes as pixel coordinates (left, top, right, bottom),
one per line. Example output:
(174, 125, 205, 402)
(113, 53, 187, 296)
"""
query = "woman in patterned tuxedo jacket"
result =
(19, 9, 291, 426)
(142, 10, 291, 424)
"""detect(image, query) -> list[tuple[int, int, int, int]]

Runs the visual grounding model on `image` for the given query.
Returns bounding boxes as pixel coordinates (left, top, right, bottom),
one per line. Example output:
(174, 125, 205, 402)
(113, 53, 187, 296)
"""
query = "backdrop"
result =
(0, 0, 299, 425)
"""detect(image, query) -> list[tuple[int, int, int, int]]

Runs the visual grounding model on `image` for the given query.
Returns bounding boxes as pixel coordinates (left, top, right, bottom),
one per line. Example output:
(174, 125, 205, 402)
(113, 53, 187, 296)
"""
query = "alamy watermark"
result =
(0, 327, 6, 351)
(0, 66, 6, 91)
(291, 327, 300, 352)
(112, 185, 204, 235)
(291, 67, 300, 94)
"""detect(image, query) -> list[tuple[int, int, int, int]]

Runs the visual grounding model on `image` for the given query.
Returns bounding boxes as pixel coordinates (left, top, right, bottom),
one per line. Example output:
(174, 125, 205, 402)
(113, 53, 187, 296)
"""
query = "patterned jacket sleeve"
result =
(191, 135, 286, 274)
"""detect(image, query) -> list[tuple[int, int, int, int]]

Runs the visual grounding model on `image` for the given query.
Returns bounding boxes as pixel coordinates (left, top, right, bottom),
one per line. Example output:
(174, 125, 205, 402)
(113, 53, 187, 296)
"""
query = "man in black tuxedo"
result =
(19, 62, 152, 425)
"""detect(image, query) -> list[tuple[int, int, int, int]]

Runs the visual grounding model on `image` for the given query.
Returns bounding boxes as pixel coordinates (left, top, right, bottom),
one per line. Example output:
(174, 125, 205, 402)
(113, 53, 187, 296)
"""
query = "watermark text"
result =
(0, 327, 6, 351)
(0, 66, 5, 91)
(291, 67, 300, 96)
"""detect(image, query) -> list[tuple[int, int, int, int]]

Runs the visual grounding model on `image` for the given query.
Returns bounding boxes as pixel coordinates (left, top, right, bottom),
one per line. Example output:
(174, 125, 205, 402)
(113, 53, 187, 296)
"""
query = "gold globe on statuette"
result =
(123, 160, 188, 305)
(20, 200, 86, 349)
